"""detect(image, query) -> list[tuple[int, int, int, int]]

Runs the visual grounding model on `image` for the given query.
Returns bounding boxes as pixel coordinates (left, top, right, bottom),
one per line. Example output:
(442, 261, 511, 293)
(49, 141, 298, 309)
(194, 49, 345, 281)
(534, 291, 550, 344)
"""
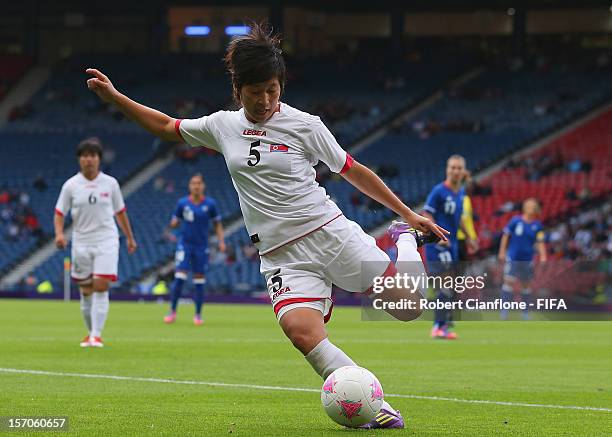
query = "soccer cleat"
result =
(89, 337, 104, 347)
(80, 335, 91, 348)
(193, 314, 203, 326)
(445, 331, 458, 340)
(431, 327, 446, 339)
(360, 409, 405, 429)
(387, 220, 440, 247)
(440, 325, 458, 340)
(164, 311, 177, 324)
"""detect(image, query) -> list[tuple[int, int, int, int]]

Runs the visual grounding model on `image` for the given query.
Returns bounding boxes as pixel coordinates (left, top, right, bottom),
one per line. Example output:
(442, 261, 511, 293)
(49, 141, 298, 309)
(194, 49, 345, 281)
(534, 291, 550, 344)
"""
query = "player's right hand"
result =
(55, 234, 67, 249)
(498, 253, 506, 263)
(85, 68, 118, 103)
(127, 238, 138, 254)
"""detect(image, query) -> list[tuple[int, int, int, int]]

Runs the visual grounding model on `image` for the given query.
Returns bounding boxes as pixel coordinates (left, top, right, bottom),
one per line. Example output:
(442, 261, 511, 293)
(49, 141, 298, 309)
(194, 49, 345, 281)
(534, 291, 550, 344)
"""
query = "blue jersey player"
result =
(498, 198, 547, 320)
(164, 173, 225, 325)
(423, 155, 474, 339)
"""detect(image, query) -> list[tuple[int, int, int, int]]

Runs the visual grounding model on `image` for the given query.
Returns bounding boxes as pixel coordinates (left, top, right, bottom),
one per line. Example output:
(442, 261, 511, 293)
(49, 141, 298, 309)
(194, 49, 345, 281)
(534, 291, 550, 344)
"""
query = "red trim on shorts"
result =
(273, 297, 323, 316)
(94, 274, 118, 281)
(262, 214, 343, 256)
(175, 119, 184, 140)
(274, 297, 334, 324)
(339, 153, 354, 175)
(54, 208, 64, 216)
(323, 299, 334, 324)
(364, 261, 398, 295)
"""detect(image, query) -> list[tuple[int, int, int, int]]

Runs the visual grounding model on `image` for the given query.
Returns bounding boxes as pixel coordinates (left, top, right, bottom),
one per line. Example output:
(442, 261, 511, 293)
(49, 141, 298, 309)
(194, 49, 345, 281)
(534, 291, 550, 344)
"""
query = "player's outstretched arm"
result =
(342, 161, 449, 241)
(85, 68, 181, 142)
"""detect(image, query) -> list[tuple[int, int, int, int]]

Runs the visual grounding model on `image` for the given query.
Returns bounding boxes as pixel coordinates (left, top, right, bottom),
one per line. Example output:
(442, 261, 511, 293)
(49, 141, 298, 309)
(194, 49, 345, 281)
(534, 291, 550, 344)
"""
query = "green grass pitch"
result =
(1, 299, 611, 436)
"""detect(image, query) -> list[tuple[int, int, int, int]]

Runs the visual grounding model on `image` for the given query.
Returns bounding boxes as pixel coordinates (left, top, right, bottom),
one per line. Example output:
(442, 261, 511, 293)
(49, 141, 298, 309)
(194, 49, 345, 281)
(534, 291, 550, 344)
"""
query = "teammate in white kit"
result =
(54, 138, 137, 347)
(86, 24, 448, 428)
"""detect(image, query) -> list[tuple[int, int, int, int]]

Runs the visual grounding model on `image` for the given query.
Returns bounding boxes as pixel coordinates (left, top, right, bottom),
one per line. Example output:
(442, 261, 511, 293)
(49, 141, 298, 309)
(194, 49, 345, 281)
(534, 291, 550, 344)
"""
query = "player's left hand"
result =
(404, 211, 449, 241)
(127, 238, 138, 254)
(218, 240, 226, 253)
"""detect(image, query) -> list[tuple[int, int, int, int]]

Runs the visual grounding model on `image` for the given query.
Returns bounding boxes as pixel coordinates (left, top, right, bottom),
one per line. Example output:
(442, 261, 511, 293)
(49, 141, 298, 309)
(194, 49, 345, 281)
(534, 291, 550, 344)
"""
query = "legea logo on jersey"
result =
(101, 192, 110, 198)
(242, 129, 266, 136)
(269, 144, 289, 153)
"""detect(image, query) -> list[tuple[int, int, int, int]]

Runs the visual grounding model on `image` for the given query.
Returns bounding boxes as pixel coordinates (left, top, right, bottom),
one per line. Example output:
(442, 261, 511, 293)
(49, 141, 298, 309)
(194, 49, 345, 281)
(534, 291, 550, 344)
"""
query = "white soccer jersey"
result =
(55, 172, 125, 246)
(177, 103, 353, 255)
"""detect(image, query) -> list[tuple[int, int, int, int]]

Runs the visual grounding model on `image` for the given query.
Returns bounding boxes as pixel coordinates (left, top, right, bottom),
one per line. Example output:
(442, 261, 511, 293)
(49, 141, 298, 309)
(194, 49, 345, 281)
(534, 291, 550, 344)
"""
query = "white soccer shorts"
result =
(260, 215, 392, 322)
(71, 240, 120, 282)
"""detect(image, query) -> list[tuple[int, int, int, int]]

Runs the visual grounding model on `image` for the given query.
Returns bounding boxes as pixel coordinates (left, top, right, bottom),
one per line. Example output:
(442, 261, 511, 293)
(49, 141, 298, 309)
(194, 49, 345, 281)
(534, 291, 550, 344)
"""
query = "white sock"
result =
(396, 233, 426, 296)
(396, 233, 421, 262)
(91, 291, 109, 338)
(305, 338, 398, 414)
(305, 338, 356, 379)
(80, 294, 92, 333)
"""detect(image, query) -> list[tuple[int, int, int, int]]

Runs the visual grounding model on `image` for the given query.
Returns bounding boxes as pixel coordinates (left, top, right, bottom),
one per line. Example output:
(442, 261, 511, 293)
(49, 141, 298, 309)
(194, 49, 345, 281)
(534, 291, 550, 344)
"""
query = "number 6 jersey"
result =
(55, 172, 125, 246)
(176, 103, 354, 255)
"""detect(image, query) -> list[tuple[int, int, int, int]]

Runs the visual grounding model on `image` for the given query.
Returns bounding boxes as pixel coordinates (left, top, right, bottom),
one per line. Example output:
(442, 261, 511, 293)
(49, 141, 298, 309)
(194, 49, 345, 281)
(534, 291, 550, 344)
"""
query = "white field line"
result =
(1, 367, 610, 413)
(9, 337, 612, 346)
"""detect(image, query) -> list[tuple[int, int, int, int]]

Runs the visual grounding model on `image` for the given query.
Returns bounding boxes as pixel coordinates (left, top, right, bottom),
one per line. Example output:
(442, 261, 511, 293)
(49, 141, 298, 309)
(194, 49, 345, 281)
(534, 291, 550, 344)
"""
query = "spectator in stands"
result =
(153, 176, 165, 191)
(33, 174, 48, 192)
(1, 189, 44, 242)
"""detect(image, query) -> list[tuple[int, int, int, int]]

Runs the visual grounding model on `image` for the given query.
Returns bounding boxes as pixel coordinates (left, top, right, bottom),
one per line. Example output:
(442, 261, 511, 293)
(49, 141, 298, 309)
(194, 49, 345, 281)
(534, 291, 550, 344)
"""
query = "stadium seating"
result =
(471, 107, 612, 249)
(0, 55, 33, 100)
(4, 52, 611, 295)
(6, 52, 467, 291)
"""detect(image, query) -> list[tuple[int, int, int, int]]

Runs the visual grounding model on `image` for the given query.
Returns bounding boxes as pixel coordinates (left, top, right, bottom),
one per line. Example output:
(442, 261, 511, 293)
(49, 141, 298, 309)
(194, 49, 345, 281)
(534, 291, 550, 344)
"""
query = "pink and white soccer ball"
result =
(320, 365, 384, 427)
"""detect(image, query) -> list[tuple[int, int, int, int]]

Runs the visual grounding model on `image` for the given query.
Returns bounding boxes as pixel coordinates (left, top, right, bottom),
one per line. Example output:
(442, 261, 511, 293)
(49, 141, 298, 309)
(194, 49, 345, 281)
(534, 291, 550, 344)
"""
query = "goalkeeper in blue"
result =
(164, 173, 225, 325)
(498, 198, 547, 320)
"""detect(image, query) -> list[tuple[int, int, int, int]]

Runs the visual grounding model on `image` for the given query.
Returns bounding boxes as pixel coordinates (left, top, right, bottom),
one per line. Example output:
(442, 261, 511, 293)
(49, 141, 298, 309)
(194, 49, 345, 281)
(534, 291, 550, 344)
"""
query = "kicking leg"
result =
(279, 306, 404, 429)
(376, 228, 426, 322)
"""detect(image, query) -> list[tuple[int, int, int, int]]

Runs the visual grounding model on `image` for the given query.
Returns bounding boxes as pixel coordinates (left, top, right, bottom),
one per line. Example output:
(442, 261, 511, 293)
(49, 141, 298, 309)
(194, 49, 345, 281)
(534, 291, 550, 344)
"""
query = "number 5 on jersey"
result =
(247, 140, 260, 167)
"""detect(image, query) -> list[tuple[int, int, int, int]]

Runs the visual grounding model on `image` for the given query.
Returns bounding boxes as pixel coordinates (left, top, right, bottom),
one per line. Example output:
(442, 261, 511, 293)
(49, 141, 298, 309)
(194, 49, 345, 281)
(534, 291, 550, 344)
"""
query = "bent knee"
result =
(283, 321, 326, 353)
(289, 331, 318, 353)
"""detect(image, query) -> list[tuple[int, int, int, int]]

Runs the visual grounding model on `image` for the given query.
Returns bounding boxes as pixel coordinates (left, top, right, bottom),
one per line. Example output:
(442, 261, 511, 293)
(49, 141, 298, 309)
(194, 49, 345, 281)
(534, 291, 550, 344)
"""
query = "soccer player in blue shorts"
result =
(164, 173, 225, 325)
(498, 198, 547, 320)
(422, 155, 476, 339)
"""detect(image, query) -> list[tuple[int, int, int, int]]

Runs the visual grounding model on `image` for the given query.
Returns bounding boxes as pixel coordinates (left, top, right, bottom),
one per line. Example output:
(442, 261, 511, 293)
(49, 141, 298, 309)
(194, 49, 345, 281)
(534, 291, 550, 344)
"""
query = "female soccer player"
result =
(86, 24, 447, 428)
(498, 198, 547, 320)
(54, 138, 137, 347)
(164, 173, 225, 325)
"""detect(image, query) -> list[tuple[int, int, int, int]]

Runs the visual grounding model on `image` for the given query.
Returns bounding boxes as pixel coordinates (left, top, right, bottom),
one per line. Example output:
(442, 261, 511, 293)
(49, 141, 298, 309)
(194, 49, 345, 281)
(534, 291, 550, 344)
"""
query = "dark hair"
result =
(190, 173, 205, 183)
(76, 137, 103, 159)
(224, 22, 285, 103)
